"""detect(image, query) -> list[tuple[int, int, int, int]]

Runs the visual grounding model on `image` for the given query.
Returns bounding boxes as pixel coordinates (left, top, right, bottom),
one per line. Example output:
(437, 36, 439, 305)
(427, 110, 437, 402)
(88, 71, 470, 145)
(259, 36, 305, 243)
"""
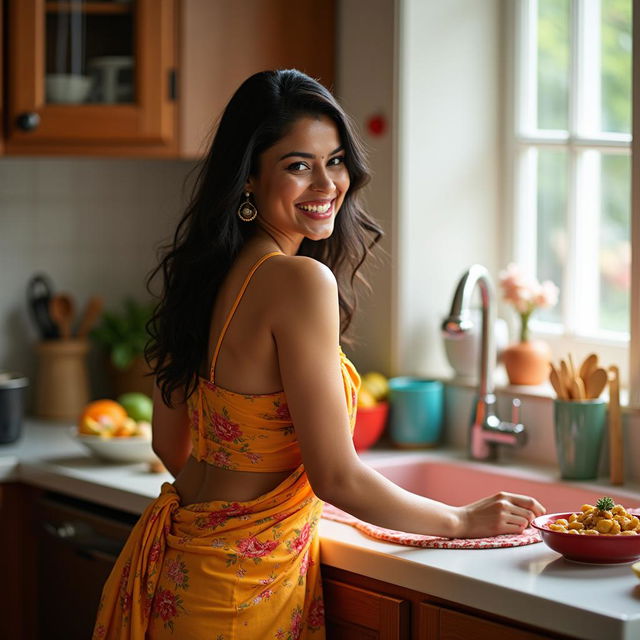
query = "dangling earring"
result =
(237, 191, 258, 222)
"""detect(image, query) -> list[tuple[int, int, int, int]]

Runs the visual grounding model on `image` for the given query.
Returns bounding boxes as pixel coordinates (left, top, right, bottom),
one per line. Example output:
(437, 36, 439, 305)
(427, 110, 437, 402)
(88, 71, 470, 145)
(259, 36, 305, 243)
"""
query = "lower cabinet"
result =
(322, 566, 576, 640)
(324, 577, 411, 639)
(419, 602, 556, 640)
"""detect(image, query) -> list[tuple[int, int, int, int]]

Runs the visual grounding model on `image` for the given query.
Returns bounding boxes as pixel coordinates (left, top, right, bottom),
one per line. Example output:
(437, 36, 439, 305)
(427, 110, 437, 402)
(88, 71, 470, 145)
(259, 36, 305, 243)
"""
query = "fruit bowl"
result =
(353, 402, 389, 452)
(531, 512, 640, 564)
(71, 428, 158, 463)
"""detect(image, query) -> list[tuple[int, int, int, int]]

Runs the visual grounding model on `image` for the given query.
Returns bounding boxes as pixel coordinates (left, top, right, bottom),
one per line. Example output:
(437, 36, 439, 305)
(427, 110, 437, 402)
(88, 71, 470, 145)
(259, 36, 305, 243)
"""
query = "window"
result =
(510, 0, 634, 390)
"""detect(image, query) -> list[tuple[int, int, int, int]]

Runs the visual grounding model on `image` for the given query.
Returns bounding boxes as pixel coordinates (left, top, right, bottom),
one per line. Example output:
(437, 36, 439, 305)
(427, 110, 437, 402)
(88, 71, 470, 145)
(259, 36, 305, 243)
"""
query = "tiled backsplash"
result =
(0, 157, 197, 408)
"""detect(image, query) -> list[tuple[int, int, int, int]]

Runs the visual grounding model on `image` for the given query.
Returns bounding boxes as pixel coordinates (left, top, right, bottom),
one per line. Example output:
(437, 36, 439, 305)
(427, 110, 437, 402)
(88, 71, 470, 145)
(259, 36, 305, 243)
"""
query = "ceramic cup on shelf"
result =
(387, 377, 443, 448)
(554, 399, 606, 480)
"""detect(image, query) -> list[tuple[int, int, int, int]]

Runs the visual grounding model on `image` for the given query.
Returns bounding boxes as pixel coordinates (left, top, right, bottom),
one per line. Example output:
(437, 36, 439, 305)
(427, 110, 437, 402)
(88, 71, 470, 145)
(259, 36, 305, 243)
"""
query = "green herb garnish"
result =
(596, 496, 615, 512)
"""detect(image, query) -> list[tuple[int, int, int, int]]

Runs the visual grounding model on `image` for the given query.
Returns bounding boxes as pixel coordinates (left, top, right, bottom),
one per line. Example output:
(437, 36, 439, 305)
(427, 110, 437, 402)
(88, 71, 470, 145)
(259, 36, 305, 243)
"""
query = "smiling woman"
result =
(91, 69, 544, 640)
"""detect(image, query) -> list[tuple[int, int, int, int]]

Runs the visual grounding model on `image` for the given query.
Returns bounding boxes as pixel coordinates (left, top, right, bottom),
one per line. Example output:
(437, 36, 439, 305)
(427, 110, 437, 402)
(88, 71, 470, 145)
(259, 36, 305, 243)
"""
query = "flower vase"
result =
(501, 340, 551, 385)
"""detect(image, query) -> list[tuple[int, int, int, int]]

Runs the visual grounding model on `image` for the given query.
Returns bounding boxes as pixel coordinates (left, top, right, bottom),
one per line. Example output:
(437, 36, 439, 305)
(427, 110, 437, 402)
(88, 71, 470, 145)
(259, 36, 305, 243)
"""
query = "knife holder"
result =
(36, 339, 90, 420)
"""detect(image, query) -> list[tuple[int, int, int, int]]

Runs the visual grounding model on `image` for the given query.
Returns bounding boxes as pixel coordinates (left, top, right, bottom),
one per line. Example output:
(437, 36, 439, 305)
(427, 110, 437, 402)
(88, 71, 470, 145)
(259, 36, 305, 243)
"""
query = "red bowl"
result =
(353, 402, 389, 452)
(531, 512, 640, 564)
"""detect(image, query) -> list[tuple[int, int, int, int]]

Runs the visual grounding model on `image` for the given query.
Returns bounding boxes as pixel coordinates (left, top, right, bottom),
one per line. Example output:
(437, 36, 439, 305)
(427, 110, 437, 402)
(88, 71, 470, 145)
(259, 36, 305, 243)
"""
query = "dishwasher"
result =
(35, 490, 139, 640)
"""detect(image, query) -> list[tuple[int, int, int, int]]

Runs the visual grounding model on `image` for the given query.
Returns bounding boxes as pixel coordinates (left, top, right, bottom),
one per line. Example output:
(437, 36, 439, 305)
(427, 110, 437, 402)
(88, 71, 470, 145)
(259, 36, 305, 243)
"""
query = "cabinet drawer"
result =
(324, 578, 410, 640)
(419, 602, 558, 640)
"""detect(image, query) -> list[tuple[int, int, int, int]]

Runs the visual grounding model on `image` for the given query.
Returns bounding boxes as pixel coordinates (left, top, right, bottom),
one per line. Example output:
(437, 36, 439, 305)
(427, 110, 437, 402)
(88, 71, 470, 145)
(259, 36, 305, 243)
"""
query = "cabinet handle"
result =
(16, 112, 41, 131)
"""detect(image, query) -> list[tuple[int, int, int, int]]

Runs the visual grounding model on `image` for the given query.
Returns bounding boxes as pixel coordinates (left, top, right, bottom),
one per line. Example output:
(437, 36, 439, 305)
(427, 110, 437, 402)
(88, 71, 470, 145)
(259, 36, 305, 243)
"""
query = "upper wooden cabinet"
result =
(4, 0, 336, 158)
(7, 0, 178, 156)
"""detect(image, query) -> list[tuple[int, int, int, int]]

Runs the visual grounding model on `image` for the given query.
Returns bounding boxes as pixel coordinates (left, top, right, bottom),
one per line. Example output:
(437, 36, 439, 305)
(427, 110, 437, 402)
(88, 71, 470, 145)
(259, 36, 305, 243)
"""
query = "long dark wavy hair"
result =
(146, 69, 383, 407)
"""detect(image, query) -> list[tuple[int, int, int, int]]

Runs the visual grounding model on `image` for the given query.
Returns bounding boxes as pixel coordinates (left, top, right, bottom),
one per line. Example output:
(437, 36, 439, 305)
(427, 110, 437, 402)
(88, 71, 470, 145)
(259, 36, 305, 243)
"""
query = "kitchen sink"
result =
(368, 453, 640, 512)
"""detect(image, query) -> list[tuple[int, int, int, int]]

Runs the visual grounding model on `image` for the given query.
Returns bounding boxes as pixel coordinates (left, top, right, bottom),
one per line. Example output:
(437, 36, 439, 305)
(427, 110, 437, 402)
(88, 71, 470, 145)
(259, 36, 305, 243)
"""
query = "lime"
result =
(117, 392, 153, 422)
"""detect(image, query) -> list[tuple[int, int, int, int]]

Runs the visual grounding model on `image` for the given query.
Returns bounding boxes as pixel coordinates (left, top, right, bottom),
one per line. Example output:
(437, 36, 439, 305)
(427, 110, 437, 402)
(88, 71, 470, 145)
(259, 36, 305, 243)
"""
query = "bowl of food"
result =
(71, 396, 157, 464)
(531, 497, 640, 564)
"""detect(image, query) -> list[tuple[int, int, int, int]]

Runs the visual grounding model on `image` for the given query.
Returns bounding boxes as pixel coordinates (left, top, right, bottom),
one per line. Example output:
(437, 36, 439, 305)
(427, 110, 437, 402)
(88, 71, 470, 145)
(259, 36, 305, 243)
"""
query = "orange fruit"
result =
(79, 399, 127, 430)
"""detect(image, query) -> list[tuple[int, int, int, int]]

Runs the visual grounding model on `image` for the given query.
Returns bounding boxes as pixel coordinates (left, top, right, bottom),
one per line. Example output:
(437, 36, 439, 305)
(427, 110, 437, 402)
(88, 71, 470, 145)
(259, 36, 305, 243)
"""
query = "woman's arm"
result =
(272, 257, 544, 538)
(151, 380, 192, 478)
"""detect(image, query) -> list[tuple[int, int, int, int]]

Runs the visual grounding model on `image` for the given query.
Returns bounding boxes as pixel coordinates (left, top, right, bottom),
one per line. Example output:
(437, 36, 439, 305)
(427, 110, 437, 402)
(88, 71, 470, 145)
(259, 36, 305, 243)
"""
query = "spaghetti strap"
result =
(209, 251, 283, 382)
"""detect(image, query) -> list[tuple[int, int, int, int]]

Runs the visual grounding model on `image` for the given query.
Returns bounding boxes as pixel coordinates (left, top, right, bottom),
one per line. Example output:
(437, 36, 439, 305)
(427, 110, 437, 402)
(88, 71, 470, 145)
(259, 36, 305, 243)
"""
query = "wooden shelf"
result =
(45, 1, 132, 15)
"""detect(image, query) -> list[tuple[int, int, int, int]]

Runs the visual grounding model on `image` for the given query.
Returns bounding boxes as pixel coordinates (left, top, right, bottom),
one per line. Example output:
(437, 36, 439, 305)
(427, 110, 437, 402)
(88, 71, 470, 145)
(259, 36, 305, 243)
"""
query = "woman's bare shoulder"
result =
(268, 255, 337, 298)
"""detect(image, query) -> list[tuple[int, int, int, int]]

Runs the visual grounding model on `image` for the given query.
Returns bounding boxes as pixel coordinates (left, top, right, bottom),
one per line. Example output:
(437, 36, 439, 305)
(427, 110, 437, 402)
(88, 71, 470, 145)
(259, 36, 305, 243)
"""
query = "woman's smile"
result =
(295, 198, 335, 219)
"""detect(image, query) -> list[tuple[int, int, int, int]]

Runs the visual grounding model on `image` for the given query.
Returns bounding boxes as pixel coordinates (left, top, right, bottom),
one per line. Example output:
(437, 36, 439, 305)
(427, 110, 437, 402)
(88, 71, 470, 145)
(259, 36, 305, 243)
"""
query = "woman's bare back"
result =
(174, 245, 295, 506)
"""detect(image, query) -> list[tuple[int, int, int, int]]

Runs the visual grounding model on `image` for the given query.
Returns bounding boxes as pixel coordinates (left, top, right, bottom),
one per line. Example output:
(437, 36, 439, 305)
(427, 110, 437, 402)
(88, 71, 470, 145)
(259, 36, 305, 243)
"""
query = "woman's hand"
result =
(453, 492, 546, 538)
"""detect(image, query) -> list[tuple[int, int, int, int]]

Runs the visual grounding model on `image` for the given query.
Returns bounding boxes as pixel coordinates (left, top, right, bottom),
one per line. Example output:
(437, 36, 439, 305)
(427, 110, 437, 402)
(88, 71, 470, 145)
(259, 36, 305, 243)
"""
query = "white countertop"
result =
(3, 419, 640, 640)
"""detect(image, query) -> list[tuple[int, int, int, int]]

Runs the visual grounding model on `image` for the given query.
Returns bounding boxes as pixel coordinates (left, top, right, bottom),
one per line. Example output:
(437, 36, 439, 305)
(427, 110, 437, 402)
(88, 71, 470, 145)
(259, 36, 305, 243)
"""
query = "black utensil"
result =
(27, 274, 60, 339)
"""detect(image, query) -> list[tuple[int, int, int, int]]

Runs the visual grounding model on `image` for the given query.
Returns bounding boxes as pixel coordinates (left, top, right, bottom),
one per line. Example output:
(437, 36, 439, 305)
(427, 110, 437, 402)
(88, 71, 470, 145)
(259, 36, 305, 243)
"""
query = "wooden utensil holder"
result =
(36, 339, 90, 420)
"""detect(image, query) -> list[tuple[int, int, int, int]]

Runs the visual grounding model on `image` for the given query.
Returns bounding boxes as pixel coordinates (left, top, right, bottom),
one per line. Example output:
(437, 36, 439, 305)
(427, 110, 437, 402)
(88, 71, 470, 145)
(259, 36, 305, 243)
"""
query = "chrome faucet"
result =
(442, 265, 527, 461)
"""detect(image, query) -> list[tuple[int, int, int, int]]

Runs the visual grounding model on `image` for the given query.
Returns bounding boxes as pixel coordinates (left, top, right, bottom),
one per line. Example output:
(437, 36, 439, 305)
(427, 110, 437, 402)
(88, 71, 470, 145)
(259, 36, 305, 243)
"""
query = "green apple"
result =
(117, 392, 153, 422)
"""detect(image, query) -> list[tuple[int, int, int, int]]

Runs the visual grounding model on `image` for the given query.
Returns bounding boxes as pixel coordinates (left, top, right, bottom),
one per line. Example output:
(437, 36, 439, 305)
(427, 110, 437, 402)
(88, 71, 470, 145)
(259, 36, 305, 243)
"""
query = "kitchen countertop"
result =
(3, 419, 640, 640)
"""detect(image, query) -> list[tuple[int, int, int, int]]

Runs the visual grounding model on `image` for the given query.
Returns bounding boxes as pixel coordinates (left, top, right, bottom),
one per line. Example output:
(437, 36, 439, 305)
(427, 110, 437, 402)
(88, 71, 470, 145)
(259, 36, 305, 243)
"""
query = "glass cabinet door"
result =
(45, 1, 136, 106)
(8, 0, 177, 154)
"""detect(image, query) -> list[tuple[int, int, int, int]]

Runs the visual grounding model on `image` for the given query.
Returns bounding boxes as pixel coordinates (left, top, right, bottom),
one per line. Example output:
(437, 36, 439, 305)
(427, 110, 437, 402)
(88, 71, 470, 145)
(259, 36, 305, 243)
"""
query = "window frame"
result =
(506, 0, 638, 401)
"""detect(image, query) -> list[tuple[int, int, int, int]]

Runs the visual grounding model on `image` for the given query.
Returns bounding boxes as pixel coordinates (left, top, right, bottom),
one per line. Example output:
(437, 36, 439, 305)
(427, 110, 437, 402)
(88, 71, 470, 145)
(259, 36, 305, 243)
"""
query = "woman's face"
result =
(247, 115, 350, 252)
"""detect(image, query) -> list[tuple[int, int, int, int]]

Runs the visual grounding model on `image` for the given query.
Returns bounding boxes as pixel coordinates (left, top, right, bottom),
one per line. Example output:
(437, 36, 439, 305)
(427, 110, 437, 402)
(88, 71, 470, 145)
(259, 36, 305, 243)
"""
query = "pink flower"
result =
(290, 522, 311, 554)
(245, 451, 263, 464)
(274, 402, 291, 420)
(119, 591, 132, 613)
(148, 541, 162, 564)
(236, 535, 279, 558)
(94, 624, 106, 639)
(203, 502, 252, 529)
(299, 550, 311, 577)
(166, 559, 187, 586)
(213, 449, 232, 468)
(211, 411, 242, 442)
(152, 588, 178, 622)
(307, 597, 324, 629)
(290, 606, 304, 639)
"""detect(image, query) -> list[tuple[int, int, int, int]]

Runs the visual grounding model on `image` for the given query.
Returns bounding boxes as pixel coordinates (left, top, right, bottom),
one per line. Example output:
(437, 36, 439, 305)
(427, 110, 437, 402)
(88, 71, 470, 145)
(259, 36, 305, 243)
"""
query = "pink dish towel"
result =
(322, 503, 541, 549)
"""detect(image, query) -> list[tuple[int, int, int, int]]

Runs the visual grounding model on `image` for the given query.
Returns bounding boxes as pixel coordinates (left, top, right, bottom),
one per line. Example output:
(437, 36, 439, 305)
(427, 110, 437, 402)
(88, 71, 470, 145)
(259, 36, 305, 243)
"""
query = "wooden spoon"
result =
(585, 367, 608, 399)
(559, 359, 573, 398)
(570, 376, 586, 401)
(76, 296, 104, 339)
(579, 353, 598, 386)
(49, 293, 75, 340)
(608, 365, 623, 485)
(549, 363, 566, 399)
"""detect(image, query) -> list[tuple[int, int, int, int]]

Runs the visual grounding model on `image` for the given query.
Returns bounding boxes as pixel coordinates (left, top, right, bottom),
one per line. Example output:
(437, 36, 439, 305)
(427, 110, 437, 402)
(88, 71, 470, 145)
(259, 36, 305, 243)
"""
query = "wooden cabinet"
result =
(4, 0, 336, 157)
(322, 566, 577, 640)
(324, 578, 411, 639)
(419, 603, 557, 640)
(7, 0, 178, 156)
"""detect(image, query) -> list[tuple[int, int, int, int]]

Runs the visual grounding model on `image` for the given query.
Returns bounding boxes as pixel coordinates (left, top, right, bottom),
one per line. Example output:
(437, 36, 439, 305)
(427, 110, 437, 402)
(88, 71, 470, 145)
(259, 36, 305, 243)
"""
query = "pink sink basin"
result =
(368, 455, 640, 512)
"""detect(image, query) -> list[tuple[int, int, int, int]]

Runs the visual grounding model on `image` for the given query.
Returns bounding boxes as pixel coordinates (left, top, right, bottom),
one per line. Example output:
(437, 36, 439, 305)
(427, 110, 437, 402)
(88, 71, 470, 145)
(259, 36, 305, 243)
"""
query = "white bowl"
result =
(46, 74, 93, 103)
(71, 428, 158, 463)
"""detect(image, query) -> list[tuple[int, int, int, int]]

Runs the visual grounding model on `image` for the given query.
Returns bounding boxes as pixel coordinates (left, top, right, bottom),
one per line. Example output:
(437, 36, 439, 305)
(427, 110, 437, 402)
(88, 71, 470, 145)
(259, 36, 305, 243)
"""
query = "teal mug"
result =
(554, 399, 606, 480)
(388, 378, 443, 448)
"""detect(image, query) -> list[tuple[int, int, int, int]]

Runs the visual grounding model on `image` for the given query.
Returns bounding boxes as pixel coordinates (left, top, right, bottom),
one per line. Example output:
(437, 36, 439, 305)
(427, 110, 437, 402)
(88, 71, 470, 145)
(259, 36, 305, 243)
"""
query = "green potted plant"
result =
(91, 298, 155, 397)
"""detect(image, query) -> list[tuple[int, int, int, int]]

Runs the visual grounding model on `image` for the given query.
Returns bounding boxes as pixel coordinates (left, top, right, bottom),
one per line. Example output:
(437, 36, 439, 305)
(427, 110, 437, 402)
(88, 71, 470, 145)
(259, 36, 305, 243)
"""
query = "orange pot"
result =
(502, 340, 551, 385)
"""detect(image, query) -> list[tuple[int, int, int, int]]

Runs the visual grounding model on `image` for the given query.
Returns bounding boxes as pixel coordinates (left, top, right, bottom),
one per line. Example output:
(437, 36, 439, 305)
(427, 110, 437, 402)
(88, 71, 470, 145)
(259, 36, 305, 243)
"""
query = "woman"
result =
(93, 69, 544, 640)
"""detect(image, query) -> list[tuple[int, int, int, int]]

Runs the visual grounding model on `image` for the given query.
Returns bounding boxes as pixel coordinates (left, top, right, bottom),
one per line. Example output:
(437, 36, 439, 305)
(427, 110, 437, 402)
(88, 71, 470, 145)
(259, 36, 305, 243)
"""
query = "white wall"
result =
(0, 158, 194, 406)
(395, 0, 503, 377)
(336, 0, 396, 376)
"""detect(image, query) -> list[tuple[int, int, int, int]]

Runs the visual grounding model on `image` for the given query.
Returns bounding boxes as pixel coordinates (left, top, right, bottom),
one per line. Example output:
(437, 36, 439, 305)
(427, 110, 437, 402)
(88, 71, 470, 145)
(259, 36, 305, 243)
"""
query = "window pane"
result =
(599, 153, 630, 333)
(601, 0, 632, 134)
(537, 0, 570, 130)
(537, 148, 568, 323)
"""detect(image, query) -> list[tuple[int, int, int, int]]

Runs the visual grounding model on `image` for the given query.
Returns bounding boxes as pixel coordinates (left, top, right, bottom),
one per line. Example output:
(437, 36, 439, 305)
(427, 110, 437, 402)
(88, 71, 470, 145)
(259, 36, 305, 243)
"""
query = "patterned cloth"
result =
(93, 252, 361, 639)
(322, 503, 542, 549)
